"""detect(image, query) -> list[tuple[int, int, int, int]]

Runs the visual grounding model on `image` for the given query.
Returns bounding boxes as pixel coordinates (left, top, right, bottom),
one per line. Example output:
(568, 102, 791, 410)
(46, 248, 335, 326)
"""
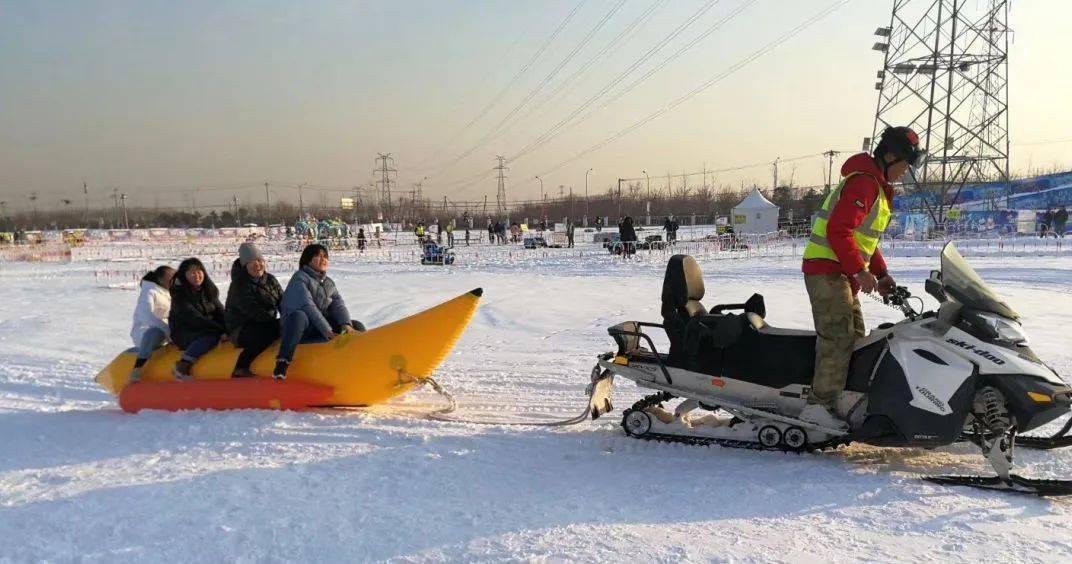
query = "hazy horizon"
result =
(2, 0, 1070, 213)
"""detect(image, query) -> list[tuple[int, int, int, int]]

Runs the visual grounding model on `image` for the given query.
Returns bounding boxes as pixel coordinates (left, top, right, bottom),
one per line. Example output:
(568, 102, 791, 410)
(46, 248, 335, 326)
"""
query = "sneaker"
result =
(172, 359, 194, 382)
(231, 367, 254, 378)
(798, 403, 848, 432)
(272, 360, 289, 381)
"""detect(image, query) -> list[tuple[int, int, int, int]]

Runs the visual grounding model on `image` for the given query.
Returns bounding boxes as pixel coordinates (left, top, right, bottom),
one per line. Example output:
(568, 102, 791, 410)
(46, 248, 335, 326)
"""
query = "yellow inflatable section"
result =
(96, 288, 482, 406)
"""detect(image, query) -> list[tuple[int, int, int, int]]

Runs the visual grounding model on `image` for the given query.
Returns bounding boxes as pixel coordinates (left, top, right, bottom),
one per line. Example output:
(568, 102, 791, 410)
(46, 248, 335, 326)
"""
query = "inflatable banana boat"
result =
(96, 288, 482, 408)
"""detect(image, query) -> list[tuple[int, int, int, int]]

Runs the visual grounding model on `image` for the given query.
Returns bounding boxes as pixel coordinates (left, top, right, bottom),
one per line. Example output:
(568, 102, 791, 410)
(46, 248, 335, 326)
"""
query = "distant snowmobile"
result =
(585, 244, 1072, 495)
(421, 241, 455, 266)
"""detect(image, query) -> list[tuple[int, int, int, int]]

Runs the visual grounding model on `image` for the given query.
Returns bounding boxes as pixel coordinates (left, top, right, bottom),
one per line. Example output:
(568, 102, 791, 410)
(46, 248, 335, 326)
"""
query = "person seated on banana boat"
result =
(225, 242, 283, 378)
(129, 265, 176, 382)
(169, 258, 227, 381)
(273, 243, 365, 380)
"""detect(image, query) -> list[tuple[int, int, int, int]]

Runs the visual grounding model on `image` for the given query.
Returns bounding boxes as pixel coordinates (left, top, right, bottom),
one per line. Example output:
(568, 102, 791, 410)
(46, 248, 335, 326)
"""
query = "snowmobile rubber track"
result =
(924, 474, 1072, 496)
(622, 393, 846, 454)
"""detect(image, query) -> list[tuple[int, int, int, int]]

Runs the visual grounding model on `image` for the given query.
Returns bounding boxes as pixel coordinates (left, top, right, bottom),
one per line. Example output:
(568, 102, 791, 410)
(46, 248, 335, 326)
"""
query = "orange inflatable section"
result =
(118, 379, 334, 413)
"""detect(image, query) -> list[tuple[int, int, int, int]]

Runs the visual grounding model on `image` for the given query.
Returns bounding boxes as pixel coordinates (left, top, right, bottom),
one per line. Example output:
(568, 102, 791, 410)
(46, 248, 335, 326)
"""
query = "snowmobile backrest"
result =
(662, 255, 707, 366)
(661, 255, 705, 320)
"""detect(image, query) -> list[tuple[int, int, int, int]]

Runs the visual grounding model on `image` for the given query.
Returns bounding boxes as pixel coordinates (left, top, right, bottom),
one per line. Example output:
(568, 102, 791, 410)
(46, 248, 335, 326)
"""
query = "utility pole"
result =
(352, 186, 360, 223)
(264, 182, 271, 227)
(82, 182, 89, 227)
(121, 193, 129, 228)
(373, 153, 397, 220)
(494, 156, 508, 216)
(772, 157, 780, 189)
(233, 194, 241, 226)
(584, 168, 593, 226)
(823, 150, 839, 191)
(617, 178, 623, 219)
(642, 170, 650, 200)
(111, 188, 120, 228)
(297, 182, 306, 220)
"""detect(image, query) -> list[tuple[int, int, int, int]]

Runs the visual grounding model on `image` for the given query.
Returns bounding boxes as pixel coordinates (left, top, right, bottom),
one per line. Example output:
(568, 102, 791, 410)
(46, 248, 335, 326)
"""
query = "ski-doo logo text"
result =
(915, 386, 947, 412)
(945, 338, 1006, 365)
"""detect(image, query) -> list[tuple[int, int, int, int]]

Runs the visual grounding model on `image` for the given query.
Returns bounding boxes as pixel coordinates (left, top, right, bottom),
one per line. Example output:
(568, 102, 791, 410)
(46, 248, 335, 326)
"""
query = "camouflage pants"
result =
(805, 274, 866, 406)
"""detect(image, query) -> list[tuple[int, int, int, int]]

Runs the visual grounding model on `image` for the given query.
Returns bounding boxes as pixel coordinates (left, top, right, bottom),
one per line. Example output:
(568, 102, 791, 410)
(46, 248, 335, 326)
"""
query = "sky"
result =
(1, 0, 1070, 212)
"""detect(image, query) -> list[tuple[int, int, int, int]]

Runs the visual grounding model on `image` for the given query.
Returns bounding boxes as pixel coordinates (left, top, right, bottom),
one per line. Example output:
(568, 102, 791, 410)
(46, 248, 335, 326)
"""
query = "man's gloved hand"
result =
(877, 274, 897, 297)
(855, 270, 878, 293)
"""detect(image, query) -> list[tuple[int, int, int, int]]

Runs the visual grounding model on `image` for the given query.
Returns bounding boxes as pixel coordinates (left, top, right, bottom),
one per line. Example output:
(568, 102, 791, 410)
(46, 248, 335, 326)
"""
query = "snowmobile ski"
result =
(924, 474, 1072, 497)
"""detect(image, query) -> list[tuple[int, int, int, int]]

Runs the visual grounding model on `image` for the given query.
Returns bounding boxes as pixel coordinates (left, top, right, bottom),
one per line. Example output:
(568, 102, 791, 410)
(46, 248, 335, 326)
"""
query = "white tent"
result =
(731, 188, 780, 234)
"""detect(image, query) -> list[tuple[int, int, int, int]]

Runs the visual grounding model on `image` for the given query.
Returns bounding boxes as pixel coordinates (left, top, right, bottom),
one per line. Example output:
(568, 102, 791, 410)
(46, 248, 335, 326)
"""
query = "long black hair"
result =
(141, 265, 174, 286)
(172, 257, 219, 301)
(299, 243, 328, 268)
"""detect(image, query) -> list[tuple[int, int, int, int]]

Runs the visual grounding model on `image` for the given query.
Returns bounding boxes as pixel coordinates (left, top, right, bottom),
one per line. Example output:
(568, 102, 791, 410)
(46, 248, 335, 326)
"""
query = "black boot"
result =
(172, 359, 194, 382)
(273, 360, 289, 381)
(130, 357, 148, 383)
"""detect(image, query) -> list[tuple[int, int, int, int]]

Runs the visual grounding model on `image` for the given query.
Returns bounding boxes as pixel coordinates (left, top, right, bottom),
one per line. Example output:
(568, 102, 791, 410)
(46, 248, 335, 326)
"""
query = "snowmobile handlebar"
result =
(883, 285, 921, 320)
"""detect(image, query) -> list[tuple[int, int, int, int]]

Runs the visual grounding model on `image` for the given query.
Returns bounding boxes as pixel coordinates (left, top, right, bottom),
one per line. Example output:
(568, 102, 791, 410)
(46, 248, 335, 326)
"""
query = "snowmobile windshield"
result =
(941, 243, 1018, 320)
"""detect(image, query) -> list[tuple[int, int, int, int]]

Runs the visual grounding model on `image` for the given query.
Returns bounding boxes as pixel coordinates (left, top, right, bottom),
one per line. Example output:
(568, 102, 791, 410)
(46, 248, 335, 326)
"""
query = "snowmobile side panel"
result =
(860, 348, 976, 447)
(888, 337, 976, 417)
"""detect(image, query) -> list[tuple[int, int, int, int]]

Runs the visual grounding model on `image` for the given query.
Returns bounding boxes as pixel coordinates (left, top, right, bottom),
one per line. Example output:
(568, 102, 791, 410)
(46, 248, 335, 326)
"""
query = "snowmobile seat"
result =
(662, 255, 766, 366)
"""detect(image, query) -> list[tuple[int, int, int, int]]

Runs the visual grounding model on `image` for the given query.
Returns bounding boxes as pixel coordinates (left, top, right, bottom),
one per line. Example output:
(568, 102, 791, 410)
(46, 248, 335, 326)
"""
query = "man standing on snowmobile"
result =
(799, 126, 923, 429)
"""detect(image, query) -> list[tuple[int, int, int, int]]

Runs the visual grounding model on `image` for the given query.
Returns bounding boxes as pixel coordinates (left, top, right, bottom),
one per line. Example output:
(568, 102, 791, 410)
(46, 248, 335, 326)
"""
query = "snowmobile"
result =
(421, 241, 455, 266)
(585, 243, 1072, 495)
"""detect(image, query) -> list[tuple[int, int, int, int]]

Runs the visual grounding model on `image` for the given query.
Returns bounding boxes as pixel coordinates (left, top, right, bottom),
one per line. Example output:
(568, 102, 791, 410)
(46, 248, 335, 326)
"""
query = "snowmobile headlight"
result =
(977, 312, 1029, 344)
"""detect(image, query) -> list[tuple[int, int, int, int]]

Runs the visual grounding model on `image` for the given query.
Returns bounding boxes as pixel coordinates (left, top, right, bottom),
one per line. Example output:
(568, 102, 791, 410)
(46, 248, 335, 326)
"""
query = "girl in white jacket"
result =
(130, 265, 176, 382)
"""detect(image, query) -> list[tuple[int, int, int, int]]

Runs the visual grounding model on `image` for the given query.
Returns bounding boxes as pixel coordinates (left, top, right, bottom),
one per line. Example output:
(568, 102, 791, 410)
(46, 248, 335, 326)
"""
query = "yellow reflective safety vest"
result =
(802, 172, 892, 268)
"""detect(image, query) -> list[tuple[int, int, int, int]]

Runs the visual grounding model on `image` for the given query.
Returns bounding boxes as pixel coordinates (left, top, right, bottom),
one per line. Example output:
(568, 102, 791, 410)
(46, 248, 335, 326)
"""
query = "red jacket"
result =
(803, 153, 893, 291)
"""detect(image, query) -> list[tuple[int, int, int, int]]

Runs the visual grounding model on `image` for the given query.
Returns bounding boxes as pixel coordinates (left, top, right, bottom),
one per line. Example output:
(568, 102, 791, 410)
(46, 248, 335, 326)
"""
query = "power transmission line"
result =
(505, 0, 723, 165)
(511, 0, 758, 163)
(420, 0, 626, 176)
(411, 0, 588, 171)
(435, 0, 724, 198)
(529, 0, 852, 180)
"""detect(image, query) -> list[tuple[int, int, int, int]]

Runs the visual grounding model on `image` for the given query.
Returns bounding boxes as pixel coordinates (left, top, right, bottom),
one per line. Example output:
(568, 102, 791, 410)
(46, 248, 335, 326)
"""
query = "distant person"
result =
(595, 216, 604, 232)
(169, 258, 227, 381)
(415, 221, 426, 243)
(1040, 208, 1053, 238)
(566, 219, 575, 248)
(1055, 206, 1069, 238)
(487, 221, 495, 245)
(356, 227, 367, 251)
(273, 244, 365, 380)
(225, 243, 283, 378)
(128, 265, 176, 382)
(619, 216, 638, 255)
(446, 221, 455, 247)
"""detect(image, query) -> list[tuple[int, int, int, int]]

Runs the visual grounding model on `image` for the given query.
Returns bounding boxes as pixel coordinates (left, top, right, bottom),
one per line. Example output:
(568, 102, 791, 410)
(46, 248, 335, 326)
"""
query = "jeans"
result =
(277, 310, 364, 363)
(136, 327, 167, 361)
(182, 334, 221, 363)
(235, 321, 281, 370)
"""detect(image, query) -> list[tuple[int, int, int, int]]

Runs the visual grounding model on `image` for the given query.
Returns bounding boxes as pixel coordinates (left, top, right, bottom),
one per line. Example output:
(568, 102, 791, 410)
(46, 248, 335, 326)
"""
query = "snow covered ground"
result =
(2, 241, 1072, 562)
